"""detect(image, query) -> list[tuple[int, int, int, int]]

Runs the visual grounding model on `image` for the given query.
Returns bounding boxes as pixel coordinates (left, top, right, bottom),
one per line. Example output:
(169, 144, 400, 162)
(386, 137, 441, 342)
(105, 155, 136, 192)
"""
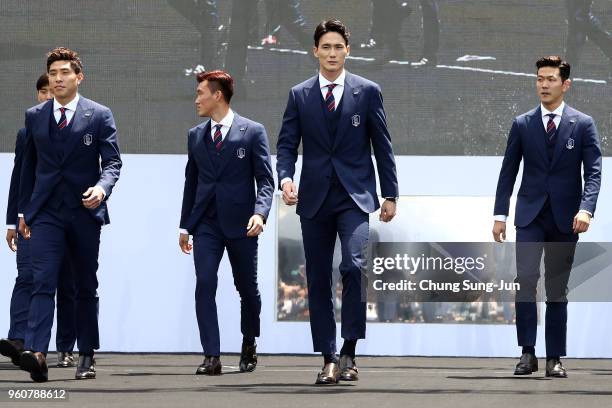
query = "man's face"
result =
(313, 32, 350, 75)
(37, 85, 53, 103)
(195, 80, 220, 117)
(48, 60, 83, 101)
(536, 66, 570, 107)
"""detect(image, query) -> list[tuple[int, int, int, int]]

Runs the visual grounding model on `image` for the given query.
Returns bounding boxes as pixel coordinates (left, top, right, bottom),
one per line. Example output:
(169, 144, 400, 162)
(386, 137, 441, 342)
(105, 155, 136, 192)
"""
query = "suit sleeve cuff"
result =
(179, 228, 189, 235)
(280, 177, 292, 189)
(6, 225, 16, 229)
(96, 184, 107, 199)
(493, 215, 508, 222)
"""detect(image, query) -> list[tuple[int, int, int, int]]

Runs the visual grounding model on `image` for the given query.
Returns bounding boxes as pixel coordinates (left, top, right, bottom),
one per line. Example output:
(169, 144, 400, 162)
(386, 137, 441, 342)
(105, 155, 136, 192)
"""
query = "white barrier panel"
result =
(0, 154, 610, 356)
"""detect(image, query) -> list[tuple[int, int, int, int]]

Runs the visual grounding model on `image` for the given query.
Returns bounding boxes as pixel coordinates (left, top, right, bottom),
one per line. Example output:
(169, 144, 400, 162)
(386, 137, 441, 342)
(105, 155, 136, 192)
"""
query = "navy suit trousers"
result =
(300, 182, 369, 354)
(8, 236, 77, 352)
(26, 205, 100, 354)
(515, 201, 578, 357)
(192, 216, 261, 356)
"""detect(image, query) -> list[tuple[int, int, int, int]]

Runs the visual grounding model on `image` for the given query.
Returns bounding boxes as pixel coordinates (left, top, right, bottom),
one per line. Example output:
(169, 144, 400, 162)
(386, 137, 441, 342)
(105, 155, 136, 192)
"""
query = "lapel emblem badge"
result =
(351, 114, 360, 127)
(83, 133, 93, 146)
(237, 147, 246, 159)
(566, 138, 574, 150)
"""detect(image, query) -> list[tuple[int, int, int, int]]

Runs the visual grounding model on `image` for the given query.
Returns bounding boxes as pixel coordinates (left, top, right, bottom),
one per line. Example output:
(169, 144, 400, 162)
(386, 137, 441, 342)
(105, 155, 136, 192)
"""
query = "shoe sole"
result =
(75, 374, 96, 380)
(545, 372, 567, 378)
(20, 354, 47, 383)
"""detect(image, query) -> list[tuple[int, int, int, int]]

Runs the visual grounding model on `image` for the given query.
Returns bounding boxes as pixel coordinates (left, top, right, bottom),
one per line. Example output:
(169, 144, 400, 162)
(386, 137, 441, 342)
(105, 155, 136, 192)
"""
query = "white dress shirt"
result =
(53, 94, 80, 126)
(209, 108, 234, 143)
(494, 101, 590, 222)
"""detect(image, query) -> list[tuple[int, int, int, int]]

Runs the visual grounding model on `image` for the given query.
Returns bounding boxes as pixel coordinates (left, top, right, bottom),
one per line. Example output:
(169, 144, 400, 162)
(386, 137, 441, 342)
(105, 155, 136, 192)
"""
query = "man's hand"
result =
(82, 186, 106, 209)
(18, 217, 31, 240)
(179, 233, 192, 254)
(5, 229, 17, 252)
(492, 220, 506, 242)
(573, 212, 591, 234)
(282, 181, 298, 206)
(379, 199, 396, 222)
(246, 214, 265, 237)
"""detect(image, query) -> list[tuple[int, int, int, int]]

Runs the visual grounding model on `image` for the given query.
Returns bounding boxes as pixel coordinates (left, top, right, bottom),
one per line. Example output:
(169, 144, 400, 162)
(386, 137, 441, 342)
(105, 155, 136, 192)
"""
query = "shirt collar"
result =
(319, 69, 346, 89)
(53, 94, 80, 113)
(211, 108, 234, 129)
(541, 101, 565, 118)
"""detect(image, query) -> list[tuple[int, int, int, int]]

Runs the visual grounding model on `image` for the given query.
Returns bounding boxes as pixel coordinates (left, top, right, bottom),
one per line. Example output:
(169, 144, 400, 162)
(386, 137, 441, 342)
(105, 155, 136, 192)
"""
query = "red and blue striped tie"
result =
(546, 113, 556, 140)
(325, 84, 337, 112)
(58, 107, 68, 129)
(213, 124, 223, 151)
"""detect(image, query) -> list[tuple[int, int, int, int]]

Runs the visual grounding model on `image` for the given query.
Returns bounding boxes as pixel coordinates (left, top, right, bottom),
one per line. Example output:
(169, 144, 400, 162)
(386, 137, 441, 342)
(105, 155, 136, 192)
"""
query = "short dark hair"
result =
(536, 56, 570, 82)
(46, 47, 83, 74)
(314, 19, 350, 47)
(196, 70, 234, 103)
(36, 73, 49, 91)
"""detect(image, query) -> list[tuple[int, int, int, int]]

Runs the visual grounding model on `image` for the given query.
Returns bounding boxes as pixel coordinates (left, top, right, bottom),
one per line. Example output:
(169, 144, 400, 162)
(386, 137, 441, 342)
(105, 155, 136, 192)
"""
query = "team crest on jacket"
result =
(83, 134, 93, 146)
(351, 114, 360, 127)
(566, 138, 574, 150)
(237, 147, 246, 158)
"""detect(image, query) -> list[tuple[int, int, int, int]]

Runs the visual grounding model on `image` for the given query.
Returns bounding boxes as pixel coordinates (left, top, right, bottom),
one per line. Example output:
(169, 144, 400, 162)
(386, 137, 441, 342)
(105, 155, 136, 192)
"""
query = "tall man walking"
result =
(493, 56, 602, 378)
(18, 47, 122, 382)
(276, 19, 398, 385)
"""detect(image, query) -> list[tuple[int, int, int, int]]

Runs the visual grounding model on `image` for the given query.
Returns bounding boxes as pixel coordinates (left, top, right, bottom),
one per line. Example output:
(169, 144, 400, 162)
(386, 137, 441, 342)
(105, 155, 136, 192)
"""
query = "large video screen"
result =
(1, 0, 610, 155)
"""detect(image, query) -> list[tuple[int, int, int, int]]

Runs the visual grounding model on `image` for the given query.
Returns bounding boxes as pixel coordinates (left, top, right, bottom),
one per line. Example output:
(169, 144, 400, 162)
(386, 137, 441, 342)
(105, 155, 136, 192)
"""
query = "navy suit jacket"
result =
(276, 72, 398, 218)
(494, 104, 602, 233)
(179, 113, 274, 239)
(6, 128, 26, 226)
(19, 97, 122, 226)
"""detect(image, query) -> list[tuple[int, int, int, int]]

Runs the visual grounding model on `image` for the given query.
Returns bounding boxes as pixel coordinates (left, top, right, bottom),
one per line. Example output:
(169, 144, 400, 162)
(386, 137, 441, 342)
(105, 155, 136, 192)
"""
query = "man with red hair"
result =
(179, 70, 274, 375)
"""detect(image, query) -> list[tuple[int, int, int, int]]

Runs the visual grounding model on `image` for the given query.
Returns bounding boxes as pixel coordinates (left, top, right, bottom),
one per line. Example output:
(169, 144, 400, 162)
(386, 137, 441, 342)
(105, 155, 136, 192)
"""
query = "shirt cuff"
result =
(6, 225, 16, 229)
(18, 213, 24, 218)
(493, 215, 508, 222)
(280, 177, 292, 189)
(179, 228, 189, 235)
(578, 209, 593, 217)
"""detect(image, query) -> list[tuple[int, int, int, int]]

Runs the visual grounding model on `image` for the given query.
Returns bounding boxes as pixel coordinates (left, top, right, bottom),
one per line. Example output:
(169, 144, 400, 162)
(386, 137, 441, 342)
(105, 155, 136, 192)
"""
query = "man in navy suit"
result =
(1, 74, 78, 371)
(493, 56, 602, 378)
(179, 70, 274, 376)
(276, 19, 398, 384)
(17, 47, 122, 382)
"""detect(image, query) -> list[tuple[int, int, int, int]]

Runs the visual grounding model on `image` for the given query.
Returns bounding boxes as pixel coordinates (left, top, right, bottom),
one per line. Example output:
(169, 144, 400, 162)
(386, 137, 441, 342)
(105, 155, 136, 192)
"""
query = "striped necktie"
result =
(213, 124, 223, 151)
(325, 84, 337, 112)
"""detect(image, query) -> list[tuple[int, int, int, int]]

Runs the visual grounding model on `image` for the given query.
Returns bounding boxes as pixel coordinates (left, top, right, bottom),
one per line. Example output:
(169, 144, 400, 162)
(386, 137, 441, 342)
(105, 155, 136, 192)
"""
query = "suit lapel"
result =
(195, 120, 213, 171)
(527, 106, 549, 165)
(35, 101, 53, 147)
(63, 97, 94, 163)
(305, 77, 332, 150)
(333, 72, 362, 150)
(217, 114, 247, 176)
(550, 105, 577, 169)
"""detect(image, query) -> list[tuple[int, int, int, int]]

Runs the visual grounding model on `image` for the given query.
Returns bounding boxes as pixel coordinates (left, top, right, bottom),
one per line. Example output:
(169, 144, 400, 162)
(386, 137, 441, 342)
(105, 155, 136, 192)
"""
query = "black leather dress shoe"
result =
(75, 355, 96, 380)
(20, 351, 48, 382)
(57, 352, 75, 368)
(315, 362, 340, 385)
(239, 343, 257, 372)
(0, 338, 24, 367)
(545, 359, 567, 378)
(514, 352, 538, 375)
(196, 356, 222, 375)
(338, 355, 359, 381)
